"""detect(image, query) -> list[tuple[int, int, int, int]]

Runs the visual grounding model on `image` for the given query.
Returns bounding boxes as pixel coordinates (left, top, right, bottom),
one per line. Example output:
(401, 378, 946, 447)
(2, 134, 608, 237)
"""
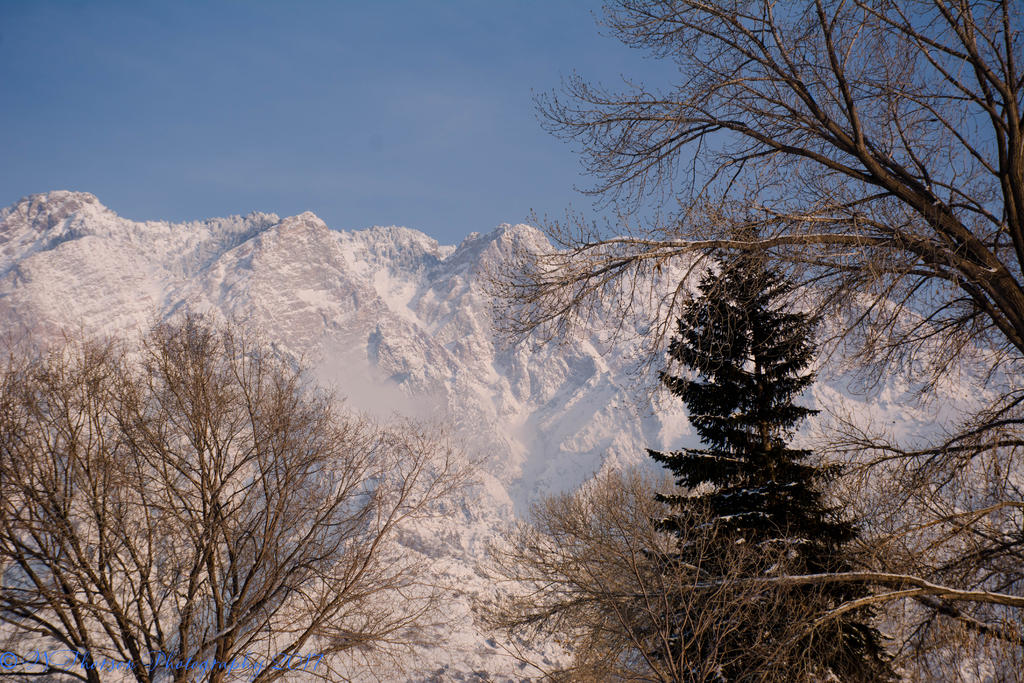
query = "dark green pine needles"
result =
(648, 257, 894, 682)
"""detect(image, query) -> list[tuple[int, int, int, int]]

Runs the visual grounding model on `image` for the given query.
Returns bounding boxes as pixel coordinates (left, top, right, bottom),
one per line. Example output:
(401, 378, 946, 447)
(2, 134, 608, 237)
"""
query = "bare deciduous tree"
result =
(827, 406, 1024, 677)
(493, 0, 1024, 665)
(0, 316, 463, 682)
(508, 0, 1023, 380)
(480, 469, 845, 682)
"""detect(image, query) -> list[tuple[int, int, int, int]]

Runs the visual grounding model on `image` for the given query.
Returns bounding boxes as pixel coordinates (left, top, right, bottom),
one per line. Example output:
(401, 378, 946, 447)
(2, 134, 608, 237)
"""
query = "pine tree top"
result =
(652, 256, 834, 544)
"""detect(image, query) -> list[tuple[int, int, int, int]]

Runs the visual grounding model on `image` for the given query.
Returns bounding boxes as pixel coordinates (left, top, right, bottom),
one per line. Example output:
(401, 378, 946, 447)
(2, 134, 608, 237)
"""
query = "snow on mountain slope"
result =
(0, 191, 979, 680)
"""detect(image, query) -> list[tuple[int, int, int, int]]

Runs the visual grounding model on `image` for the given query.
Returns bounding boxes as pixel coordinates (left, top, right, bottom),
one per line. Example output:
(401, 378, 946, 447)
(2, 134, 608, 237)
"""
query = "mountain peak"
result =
(39, 189, 100, 204)
(457, 223, 548, 251)
(2, 191, 113, 233)
(276, 211, 329, 233)
(438, 223, 550, 275)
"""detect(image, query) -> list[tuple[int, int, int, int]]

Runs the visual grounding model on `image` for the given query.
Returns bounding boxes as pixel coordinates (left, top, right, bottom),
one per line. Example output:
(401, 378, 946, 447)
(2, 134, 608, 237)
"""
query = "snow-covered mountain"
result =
(0, 191, 969, 680)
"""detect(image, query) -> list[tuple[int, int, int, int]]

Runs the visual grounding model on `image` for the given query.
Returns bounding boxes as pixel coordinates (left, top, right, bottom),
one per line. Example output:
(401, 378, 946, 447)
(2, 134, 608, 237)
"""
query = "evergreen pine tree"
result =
(648, 256, 893, 681)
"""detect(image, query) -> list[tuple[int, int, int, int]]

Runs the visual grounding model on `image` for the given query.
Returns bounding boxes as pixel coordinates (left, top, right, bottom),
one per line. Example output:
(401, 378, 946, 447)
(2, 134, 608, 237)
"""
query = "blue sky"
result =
(0, 1, 673, 243)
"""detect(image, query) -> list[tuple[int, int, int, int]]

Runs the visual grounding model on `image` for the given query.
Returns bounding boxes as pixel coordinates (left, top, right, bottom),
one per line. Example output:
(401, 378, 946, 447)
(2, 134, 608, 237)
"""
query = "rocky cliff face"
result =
(0, 192, 693, 505)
